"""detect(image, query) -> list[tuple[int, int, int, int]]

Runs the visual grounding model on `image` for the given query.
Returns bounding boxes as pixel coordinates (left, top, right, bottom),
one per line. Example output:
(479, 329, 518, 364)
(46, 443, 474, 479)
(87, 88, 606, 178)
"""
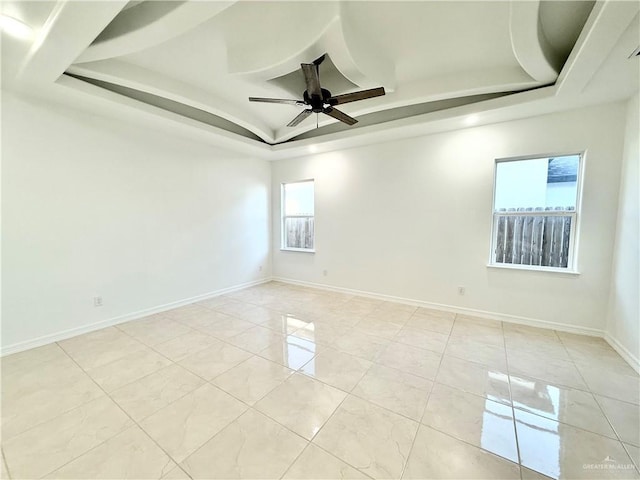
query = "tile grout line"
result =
(558, 333, 640, 396)
(558, 333, 630, 440)
(1, 354, 105, 442)
(624, 444, 640, 473)
(277, 439, 376, 480)
(76, 325, 246, 427)
(53, 345, 190, 479)
(502, 319, 525, 480)
(1, 447, 13, 480)
(174, 324, 353, 424)
(590, 396, 640, 475)
(398, 312, 455, 480)
(2, 335, 168, 442)
(112, 308, 299, 393)
(152, 326, 378, 478)
(276, 442, 313, 480)
(512, 328, 640, 476)
(279, 377, 365, 477)
(276, 300, 413, 479)
(313, 443, 377, 479)
(293, 306, 525, 476)
(507, 379, 637, 445)
(104, 343, 314, 477)
(89, 329, 211, 389)
(408, 317, 525, 476)
(173, 406, 310, 478)
(560, 333, 640, 475)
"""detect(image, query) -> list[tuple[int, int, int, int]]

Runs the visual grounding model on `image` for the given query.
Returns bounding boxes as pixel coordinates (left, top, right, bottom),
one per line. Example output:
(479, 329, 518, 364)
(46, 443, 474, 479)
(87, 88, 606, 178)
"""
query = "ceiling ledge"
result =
(374, 66, 539, 111)
(271, 86, 563, 160)
(275, 85, 636, 161)
(57, 69, 557, 163)
(556, 0, 640, 96)
(324, 6, 395, 91)
(225, 3, 394, 91)
(18, 1, 128, 83)
(74, 1, 235, 64)
(55, 74, 272, 159)
(225, 2, 337, 78)
(272, 65, 539, 143)
(66, 60, 276, 143)
(52, 70, 618, 164)
(509, 0, 561, 84)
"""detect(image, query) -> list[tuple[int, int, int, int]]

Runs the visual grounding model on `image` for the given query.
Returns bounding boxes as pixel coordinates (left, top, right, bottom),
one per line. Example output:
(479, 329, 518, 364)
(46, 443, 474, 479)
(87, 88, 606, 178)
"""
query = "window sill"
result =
(280, 248, 316, 253)
(487, 264, 580, 275)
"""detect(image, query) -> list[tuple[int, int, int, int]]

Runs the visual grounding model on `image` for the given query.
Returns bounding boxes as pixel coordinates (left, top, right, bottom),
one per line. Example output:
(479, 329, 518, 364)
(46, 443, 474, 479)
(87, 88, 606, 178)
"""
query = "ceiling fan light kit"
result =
(249, 54, 385, 128)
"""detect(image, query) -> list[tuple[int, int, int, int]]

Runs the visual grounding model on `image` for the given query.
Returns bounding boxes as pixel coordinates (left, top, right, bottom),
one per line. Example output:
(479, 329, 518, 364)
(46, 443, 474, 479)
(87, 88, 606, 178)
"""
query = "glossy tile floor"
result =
(2, 282, 639, 479)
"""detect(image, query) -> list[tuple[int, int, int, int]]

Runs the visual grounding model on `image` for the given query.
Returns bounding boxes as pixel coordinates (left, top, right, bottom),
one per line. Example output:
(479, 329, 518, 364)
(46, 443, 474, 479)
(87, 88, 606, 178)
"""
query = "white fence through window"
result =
(284, 216, 315, 250)
(493, 206, 575, 268)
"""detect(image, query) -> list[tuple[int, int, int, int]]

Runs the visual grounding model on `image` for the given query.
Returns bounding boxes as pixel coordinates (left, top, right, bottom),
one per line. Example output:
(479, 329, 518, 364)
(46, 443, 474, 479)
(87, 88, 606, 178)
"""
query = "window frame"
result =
(488, 152, 585, 274)
(281, 179, 315, 253)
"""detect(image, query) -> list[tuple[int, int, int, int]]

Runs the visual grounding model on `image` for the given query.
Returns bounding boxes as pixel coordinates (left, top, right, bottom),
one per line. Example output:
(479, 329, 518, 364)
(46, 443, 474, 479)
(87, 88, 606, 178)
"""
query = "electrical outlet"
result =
(259, 265, 263, 272)
(93, 296, 103, 307)
(457, 286, 465, 296)
(323, 270, 328, 276)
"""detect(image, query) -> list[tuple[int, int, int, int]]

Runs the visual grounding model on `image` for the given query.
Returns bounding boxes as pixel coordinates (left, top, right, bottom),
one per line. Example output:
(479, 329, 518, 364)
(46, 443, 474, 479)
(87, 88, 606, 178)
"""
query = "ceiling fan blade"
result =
(301, 63, 322, 98)
(249, 97, 305, 106)
(328, 87, 386, 106)
(323, 106, 358, 125)
(287, 109, 313, 127)
(313, 54, 326, 66)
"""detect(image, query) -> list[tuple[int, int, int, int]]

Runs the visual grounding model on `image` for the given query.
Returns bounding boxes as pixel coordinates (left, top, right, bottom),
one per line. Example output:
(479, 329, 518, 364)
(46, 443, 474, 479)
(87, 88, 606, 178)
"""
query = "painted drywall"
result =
(271, 102, 627, 333)
(606, 93, 639, 368)
(1, 90, 271, 352)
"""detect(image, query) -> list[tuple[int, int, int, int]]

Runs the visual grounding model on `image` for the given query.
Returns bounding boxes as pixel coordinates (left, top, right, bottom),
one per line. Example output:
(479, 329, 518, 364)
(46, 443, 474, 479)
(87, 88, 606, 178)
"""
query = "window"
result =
(282, 180, 314, 251)
(490, 154, 582, 271)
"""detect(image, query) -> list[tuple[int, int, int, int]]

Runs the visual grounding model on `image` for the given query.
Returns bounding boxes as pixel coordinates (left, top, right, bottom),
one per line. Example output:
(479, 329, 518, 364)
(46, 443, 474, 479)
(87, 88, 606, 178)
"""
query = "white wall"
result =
(271, 102, 627, 333)
(2, 88, 632, 353)
(1, 90, 271, 352)
(606, 93, 639, 368)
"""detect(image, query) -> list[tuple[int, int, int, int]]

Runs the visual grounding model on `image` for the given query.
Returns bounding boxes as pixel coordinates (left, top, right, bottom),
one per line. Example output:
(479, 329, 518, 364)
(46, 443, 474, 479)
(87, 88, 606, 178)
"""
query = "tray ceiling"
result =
(2, 0, 638, 151)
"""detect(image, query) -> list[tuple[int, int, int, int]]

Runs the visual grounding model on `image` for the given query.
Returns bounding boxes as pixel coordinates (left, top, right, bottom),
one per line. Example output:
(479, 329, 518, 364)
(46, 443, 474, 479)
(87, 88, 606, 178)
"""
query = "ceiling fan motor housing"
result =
(304, 88, 332, 112)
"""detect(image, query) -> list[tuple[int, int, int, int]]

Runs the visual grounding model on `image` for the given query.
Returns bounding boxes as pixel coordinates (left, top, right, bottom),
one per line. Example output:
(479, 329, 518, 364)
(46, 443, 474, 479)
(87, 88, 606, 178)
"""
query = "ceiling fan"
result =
(249, 54, 385, 127)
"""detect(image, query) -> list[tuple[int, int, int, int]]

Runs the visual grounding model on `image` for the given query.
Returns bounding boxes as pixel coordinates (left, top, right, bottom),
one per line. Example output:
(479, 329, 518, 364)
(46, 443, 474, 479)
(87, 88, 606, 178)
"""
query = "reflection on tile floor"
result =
(2, 281, 639, 479)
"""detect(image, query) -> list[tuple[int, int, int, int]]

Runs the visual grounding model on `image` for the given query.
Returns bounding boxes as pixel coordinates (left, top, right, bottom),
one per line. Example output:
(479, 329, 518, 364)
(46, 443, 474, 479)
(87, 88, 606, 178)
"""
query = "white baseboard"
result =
(0, 278, 270, 357)
(604, 333, 640, 375)
(272, 276, 605, 337)
(3, 275, 616, 362)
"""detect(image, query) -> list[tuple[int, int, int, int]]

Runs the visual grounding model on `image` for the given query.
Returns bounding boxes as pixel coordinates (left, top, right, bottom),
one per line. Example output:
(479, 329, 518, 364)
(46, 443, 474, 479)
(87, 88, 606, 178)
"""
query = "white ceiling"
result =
(1, 1, 638, 154)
